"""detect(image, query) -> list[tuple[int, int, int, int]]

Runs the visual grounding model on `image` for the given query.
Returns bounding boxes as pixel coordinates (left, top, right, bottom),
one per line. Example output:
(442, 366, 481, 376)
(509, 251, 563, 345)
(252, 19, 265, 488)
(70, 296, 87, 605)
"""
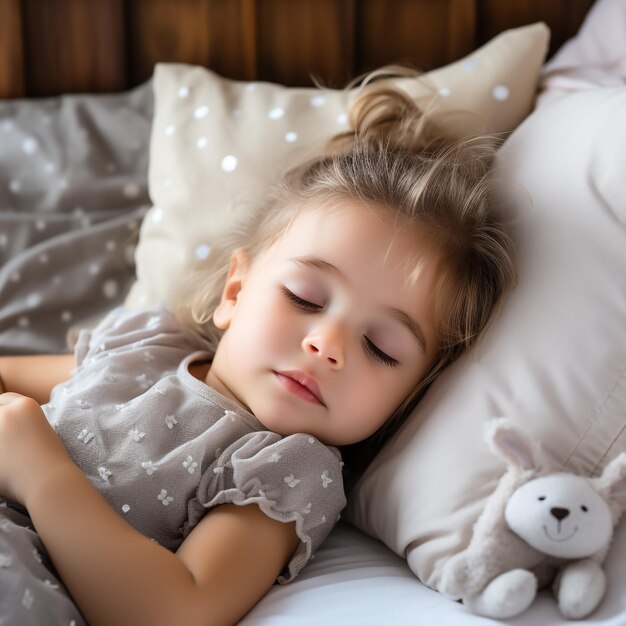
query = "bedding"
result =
(2, 1, 626, 624)
(0, 81, 153, 355)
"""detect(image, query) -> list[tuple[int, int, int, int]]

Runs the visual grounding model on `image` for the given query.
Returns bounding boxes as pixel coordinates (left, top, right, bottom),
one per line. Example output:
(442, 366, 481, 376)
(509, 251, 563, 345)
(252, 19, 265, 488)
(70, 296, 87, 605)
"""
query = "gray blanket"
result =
(0, 81, 154, 355)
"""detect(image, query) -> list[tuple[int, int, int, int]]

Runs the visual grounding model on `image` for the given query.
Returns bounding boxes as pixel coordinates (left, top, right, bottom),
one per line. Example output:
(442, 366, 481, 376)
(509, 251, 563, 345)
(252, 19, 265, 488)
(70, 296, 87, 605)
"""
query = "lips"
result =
(275, 370, 325, 406)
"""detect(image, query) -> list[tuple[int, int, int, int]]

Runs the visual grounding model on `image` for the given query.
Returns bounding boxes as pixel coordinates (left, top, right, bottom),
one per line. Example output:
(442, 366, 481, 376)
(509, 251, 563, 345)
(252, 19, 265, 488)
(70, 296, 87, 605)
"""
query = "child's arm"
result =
(0, 393, 299, 626)
(0, 354, 75, 403)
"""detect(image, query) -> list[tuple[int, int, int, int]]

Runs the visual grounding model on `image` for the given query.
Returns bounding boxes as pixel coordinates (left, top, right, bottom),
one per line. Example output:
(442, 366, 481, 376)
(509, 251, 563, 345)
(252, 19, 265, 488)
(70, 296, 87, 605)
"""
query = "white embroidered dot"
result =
(308, 437, 315, 444)
(268, 107, 284, 120)
(44, 162, 55, 172)
(246, 83, 257, 91)
(135, 373, 153, 390)
(194, 105, 209, 119)
(22, 588, 34, 609)
(32, 549, 42, 563)
(158, 489, 173, 506)
(0, 554, 12, 568)
(123, 182, 140, 198)
(213, 465, 224, 474)
(122, 504, 130, 513)
(183, 455, 198, 474)
(196, 136, 208, 149)
(9, 179, 21, 193)
(98, 466, 112, 481)
(43, 579, 59, 589)
(77, 428, 94, 443)
(177, 86, 190, 98)
(129, 428, 146, 442)
(438, 87, 451, 97)
(321, 470, 333, 488)
(103, 280, 119, 299)
(165, 414, 178, 429)
(144, 351, 156, 363)
(61, 310, 72, 323)
(35, 220, 47, 231)
(221, 155, 238, 172)
(224, 410, 237, 423)
(22, 137, 39, 154)
(284, 474, 301, 488)
(492, 85, 510, 101)
(164, 124, 176, 136)
(336, 112, 348, 125)
(142, 461, 158, 475)
(105, 239, 116, 252)
(194, 243, 211, 260)
(285, 131, 298, 143)
(310, 95, 326, 107)
(26, 293, 41, 308)
(88, 262, 100, 275)
(151, 207, 164, 223)
(302, 502, 312, 514)
(270, 452, 281, 463)
(321, 515, 326, 523)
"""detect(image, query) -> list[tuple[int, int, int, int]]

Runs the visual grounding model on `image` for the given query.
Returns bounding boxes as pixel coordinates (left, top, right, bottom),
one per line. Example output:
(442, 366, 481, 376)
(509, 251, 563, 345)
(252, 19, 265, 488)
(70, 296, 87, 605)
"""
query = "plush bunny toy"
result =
(439, 418, 626, 620)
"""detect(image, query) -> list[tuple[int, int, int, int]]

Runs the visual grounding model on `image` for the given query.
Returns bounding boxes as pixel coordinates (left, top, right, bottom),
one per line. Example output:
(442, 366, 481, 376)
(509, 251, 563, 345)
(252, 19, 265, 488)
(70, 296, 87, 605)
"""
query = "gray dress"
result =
(0, 306, 346, 625)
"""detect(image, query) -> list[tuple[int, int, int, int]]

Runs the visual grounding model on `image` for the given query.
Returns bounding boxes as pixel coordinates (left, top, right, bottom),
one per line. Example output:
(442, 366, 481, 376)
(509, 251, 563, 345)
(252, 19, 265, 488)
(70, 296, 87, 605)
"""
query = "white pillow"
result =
(343, 86, 626, 591)
(537, 0, 626, 107)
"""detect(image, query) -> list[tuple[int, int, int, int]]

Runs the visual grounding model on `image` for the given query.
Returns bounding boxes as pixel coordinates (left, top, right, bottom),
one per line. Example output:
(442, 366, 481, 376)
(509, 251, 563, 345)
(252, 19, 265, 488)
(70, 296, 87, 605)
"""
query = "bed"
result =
(2, 0, 626, 624)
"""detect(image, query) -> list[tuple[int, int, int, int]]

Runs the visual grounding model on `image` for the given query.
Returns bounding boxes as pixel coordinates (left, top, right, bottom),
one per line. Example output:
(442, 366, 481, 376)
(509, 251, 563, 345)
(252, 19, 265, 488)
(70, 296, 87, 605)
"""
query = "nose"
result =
(302, 327, 345, 369)
(550, 507, 570, 521)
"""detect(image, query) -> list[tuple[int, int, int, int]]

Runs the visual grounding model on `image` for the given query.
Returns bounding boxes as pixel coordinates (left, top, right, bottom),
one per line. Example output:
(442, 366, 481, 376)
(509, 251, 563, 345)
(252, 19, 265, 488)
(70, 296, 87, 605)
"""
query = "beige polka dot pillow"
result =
(124, 22, 549, 310)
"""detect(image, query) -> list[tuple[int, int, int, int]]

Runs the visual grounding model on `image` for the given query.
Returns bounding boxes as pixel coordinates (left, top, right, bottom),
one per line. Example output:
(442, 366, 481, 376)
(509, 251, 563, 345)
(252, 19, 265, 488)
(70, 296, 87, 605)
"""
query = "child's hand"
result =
(0, 392, 74, 506)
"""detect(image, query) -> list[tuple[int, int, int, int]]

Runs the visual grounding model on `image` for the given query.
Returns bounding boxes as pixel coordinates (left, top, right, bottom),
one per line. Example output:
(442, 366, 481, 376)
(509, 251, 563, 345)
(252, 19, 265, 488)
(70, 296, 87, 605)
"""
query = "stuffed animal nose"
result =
(550, 507, 570, 521)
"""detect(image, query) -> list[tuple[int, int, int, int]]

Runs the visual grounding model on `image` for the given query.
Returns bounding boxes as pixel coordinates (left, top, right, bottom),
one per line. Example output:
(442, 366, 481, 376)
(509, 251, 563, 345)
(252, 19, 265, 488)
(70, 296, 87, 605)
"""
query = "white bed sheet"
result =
(241, 520, 626, 625)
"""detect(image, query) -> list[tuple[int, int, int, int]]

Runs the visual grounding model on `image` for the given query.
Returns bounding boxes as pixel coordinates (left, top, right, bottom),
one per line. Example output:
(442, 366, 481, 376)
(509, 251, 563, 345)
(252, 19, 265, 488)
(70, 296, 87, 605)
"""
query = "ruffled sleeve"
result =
(73, 305, 211, 368)
(183, 431, 346, 584)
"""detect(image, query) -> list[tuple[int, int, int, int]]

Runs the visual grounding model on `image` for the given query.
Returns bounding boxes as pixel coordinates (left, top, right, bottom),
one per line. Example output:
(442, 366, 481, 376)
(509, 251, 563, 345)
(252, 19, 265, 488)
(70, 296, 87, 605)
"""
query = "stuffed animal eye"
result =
(581, 505, 588, 512)
(538, 496, 546, 501)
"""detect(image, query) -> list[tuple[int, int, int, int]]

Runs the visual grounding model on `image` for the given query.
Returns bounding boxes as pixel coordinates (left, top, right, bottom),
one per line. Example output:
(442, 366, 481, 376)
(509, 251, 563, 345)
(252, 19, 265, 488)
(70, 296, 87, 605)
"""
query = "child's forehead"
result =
(264, 201, 439, 284)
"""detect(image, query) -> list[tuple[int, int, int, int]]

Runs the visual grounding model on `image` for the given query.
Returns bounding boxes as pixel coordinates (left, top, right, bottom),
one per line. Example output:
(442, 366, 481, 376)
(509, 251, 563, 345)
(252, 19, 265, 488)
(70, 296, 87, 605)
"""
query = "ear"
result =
(213, 248, 250, 330)
(485, 417, 540, 471)
(596, 452, 626, 509)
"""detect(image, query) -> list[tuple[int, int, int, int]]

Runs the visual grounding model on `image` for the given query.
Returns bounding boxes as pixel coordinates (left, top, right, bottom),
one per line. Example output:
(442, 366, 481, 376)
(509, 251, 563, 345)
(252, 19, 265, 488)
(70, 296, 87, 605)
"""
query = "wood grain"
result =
(0, 0, 25, 98)
(22, 0, 126, 96)
(0, 0, 597, 98)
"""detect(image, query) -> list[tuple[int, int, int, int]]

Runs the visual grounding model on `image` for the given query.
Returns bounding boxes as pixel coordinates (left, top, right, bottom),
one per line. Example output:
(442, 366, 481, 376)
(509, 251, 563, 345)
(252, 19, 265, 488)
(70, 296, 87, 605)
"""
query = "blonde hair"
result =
(171, 67, 517, 491)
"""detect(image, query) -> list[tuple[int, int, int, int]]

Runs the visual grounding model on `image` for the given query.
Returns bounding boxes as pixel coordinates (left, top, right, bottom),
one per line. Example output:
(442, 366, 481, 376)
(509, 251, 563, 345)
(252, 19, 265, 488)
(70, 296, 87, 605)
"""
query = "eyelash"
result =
(280, 287, 400, 368)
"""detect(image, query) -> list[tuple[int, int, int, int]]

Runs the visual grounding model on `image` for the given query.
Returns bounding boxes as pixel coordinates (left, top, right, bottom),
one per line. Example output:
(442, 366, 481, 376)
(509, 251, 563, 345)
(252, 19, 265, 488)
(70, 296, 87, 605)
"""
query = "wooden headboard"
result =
(0, 0, 595, 99)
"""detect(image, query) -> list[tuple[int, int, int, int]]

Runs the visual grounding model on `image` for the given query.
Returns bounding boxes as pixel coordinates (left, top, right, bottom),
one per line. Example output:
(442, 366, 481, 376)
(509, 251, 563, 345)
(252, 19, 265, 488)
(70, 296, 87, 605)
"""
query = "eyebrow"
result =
(289, 256, 427, 353)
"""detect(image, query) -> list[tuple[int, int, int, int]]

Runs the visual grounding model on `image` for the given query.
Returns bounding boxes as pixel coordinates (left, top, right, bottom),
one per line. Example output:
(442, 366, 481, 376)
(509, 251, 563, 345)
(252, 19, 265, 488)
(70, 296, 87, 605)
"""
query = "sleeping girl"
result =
(0, 74, 515, 626)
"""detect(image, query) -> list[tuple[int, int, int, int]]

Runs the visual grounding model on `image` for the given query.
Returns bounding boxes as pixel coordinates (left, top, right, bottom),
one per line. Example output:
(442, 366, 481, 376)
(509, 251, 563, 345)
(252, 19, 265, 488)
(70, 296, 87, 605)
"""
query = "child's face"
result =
(206, 201, 441, 446)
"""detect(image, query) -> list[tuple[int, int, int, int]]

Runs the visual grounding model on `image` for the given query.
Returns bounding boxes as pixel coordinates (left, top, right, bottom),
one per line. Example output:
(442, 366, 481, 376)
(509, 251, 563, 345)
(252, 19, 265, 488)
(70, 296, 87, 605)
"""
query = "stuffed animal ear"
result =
(485, 418, 540, 471)
(596, 452, 626, 509)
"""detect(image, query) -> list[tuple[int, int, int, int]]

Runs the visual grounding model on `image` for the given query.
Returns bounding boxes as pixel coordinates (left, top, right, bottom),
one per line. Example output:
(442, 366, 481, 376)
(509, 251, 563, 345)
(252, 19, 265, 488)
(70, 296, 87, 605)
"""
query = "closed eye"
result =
(281, 286, 321, 311)
(281, 287, 400, 368)
(363, 336, 399, 368)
